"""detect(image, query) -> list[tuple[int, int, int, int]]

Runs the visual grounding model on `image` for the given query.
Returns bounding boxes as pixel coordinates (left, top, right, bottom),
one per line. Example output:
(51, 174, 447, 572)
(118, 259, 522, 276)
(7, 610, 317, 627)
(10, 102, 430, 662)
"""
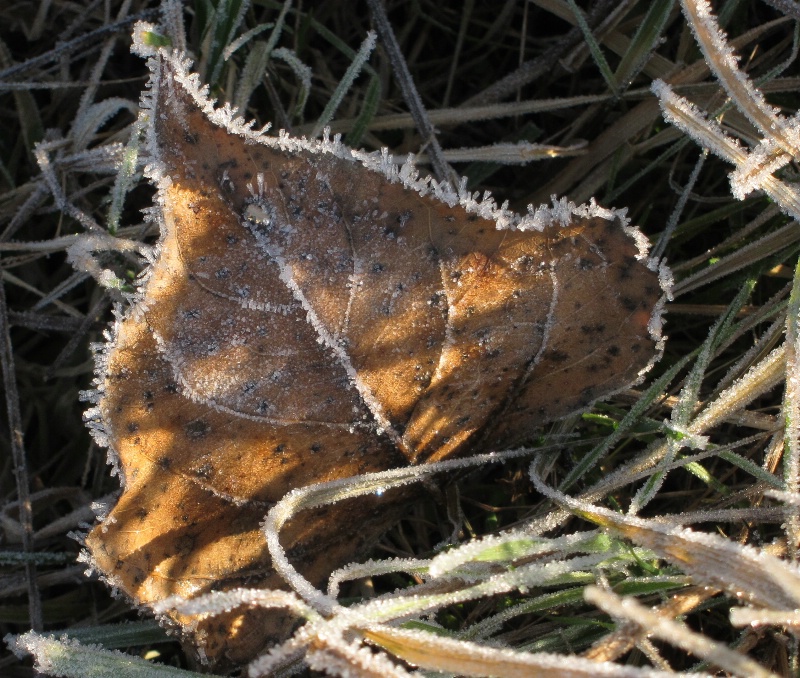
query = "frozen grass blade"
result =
(157, 0, 184, 53)
(53, 622, 171, 651)
(671, 222, 800, 296)
(680, 0, 799, 157)
(585, 587, 778, 678)
(6, 631, 208, 678)
(365, 624, 708, 678)
(234, 40, 273, 115)
(651, 149, 706, 263)
(612, 0, 675, 91)
(106, 119, 143, 236)
(588, 345, 786, 502)
(651, 80, 748, 166)
(783, 256, 800, 557)
(327, 558, 429, 599)
(653, 7, 800, 216)
(730, 606, 800, 634)
(0, 38, 44, 151)
(197, 0, 250, 84)
(0, 272, 41, 632)
(271, 47, 312, 122)
(559, 352, 695, 492)
(153, 589, 317, 623)
(533, 466, 800, 611)
(232, 0, 291, 113)
(345, 74, 381, 147)
(262, 447, 544, 614)
(422, 141, 587, 165)
(310, 31, 377, 138)
(366, 0, 452, 182)
(71, 98, 137, 153)
(631, 280, 755, 513)
(222, 22, 275, 60)
(71, 1, 133, 145)
(0, 551, 74, 566)
(763, 0, 800, 20)
(565, 0, 619, 96)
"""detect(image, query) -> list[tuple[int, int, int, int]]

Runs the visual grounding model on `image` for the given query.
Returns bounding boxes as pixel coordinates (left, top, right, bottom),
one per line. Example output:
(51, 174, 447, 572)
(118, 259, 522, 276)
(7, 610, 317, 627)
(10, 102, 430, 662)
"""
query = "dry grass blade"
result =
(585, 586, 779, 678)
(0, 268, 41, 632)
(365, 625, 707, 678)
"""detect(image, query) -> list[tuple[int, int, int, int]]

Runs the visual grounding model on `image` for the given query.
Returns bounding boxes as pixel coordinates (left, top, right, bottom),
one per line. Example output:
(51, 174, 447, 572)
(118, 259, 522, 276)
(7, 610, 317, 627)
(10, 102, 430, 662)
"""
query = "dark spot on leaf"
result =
(185, 419, 211, 439)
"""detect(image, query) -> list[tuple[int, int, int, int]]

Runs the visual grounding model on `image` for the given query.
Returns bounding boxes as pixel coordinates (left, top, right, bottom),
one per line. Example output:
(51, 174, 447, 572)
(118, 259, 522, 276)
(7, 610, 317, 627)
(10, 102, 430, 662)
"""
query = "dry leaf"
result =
(83, 38, 668, 669)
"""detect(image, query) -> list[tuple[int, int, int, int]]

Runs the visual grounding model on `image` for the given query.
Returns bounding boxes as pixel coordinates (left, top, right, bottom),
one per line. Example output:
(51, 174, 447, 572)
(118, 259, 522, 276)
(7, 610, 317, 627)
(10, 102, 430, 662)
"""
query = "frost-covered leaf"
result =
(83, 37, 668, 670)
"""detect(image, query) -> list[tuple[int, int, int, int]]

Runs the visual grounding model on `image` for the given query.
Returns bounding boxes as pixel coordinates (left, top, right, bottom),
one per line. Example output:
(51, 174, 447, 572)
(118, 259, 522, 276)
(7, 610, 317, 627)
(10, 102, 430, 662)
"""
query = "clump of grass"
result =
(2, 0, 800, 676)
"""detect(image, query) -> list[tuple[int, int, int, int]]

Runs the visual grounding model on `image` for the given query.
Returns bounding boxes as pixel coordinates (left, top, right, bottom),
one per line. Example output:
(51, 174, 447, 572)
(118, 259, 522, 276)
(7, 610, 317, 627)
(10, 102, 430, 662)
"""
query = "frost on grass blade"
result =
(6, 631, 206, 678)
(83, 40, 668, 670)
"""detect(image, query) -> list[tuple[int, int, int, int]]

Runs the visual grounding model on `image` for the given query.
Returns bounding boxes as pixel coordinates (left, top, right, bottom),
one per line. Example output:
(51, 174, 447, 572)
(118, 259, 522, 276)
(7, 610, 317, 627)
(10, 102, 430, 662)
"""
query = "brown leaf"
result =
(84, 46, 667, 669)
